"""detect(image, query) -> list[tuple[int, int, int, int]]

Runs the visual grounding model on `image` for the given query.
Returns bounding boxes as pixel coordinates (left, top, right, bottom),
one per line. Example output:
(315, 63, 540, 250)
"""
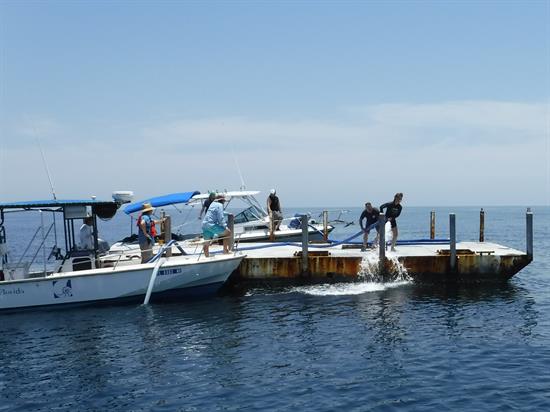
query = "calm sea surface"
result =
(1, 206, 549, 411)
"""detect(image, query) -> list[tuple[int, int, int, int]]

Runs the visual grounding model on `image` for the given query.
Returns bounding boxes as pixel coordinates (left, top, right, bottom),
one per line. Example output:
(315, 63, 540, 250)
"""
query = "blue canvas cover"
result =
(123, 191, 200, 214)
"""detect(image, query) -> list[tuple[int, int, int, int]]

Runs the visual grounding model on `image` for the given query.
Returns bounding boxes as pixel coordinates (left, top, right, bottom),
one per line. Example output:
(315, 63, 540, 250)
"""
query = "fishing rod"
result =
(36, 136, 57, 200)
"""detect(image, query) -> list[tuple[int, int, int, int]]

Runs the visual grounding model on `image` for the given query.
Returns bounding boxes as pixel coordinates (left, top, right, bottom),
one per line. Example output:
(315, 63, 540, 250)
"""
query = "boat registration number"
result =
(158, 268, 183, 276)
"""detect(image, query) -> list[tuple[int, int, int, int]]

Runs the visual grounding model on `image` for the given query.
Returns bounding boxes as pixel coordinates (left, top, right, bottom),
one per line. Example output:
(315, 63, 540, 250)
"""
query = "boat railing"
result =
(148, 240, 176, 263)
(9, 222, 56, 278)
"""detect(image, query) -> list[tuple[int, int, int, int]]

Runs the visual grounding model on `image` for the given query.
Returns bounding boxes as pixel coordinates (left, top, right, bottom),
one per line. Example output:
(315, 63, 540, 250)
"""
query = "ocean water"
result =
(1, 206, 549, 411)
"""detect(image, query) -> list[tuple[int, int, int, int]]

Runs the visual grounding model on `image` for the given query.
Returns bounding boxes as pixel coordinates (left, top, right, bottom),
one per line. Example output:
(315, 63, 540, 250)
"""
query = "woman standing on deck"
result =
(380, 193, 403, 252)
(138, 203, 156, 263)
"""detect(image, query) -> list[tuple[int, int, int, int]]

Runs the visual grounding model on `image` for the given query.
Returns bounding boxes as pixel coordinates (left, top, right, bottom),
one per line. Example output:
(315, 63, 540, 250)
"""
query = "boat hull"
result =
(0, 255, 243, 312)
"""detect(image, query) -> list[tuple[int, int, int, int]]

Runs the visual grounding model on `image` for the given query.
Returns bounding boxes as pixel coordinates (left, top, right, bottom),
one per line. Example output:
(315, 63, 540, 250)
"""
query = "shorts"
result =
(388, 218, 397, 228)
(202, 223, 226, 240)
(272, 210, 283, 222)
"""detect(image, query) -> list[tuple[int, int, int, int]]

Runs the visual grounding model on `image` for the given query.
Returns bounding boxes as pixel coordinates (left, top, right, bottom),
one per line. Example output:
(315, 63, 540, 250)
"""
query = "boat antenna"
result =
(233, 151, 246, 190)
(36, 136, 57, 200)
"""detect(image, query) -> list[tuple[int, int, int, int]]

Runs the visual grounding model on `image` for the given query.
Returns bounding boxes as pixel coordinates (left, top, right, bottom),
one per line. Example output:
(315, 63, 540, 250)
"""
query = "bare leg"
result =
(203, 242, 210, 257)
(362, 231, 368, 251)
(222, 229, 231, 253)
(391, 227, 398, 251)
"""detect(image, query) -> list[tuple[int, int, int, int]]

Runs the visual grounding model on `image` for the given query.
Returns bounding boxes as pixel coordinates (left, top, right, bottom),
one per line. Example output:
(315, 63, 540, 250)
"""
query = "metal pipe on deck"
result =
(228, 214, 235, 252)
(163, 214, 172, 257)
(526, 208, 533, 259)
(378, 212, 385, 274)
(323, 210, 329, 242)
(301, 214, 309, 274)
(479, 208, 485, 242)
(430, 210, 435, 240)
(450, 213, 456, 272)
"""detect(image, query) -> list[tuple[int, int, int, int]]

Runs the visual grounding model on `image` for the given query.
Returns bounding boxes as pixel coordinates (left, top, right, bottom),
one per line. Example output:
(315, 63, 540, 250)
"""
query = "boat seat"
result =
(71, 250, 94, 271)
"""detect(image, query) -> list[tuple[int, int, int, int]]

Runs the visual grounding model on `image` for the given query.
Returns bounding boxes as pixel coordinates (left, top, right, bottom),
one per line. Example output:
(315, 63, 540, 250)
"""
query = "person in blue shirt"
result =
(201, 195, 231, 257)
(138, 202, 156, 263)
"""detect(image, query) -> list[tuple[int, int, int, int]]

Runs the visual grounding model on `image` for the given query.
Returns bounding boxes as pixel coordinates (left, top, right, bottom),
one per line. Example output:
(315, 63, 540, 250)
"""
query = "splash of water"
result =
(290, 252, 411, 297)
(358, 252, 412, 283)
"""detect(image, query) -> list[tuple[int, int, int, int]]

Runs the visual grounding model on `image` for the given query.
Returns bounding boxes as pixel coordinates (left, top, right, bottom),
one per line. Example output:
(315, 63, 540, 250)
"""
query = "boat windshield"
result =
(233, 205, 266, 224)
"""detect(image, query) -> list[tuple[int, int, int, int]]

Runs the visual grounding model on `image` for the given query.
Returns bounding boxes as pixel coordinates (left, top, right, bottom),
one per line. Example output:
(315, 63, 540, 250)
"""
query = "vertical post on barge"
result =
(378, 212, 386, 275)
(430, 210, 435, 240)
(323, 210, 329, 242)
(163, 213, 172, 257)
(526, 208, 533, 259)
(479, 208, 485, 242)
(450, 213, 456, 272)
(228, 214, 235, 252)
(301, 214, 309, 274)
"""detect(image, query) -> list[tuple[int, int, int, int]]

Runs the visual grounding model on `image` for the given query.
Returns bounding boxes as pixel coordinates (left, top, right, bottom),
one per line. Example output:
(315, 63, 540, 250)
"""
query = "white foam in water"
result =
(384, 221, 393, 244)
(292, 253, 412, 296)
(358, 253, 411, 283)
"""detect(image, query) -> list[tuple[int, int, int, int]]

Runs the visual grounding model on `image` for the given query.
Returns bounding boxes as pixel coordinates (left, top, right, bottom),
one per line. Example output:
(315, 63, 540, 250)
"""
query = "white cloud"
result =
(1, 100, 548, 205)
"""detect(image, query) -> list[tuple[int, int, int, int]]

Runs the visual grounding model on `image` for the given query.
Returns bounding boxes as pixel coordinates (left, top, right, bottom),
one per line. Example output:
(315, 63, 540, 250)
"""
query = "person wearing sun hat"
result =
(138, 202, 156, 263)
(201, 194, 231, 257)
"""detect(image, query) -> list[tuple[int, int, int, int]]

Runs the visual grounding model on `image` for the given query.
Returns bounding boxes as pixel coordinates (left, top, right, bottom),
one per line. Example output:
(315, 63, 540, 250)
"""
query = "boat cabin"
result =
(0, 199, 120, 281)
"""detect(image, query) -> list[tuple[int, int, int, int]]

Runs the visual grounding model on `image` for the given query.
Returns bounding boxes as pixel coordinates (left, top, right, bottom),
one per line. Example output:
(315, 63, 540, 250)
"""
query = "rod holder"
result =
(430, 210, 435, 240)
(479, 208, 485, 242)
(378, 213, 386, 274)
(450, 213, 456, 272)
(526, 209, 533, 259)
(301, 214, 309, 274)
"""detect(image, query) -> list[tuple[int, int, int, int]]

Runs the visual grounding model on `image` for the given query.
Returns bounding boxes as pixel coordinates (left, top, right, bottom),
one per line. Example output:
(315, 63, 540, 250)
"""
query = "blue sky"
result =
(1, 0, 549, 207)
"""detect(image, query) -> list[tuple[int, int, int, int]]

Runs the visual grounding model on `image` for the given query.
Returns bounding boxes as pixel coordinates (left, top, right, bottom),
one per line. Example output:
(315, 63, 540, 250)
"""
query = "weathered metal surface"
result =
(233, 252, 532, 285)
(236, 256, 362, 280)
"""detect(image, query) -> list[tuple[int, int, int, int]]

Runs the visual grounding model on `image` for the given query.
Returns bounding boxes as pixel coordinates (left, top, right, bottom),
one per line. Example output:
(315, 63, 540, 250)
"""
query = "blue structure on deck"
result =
(124, 191, 201, 214)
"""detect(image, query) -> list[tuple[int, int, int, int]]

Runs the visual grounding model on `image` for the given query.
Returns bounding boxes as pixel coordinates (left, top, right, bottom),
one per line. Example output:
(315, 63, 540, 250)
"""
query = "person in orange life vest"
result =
(138, 202, 158, 263)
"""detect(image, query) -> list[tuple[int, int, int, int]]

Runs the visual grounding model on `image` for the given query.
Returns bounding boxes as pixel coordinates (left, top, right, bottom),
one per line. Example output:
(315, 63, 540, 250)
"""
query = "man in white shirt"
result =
(79, 216, 94, 250)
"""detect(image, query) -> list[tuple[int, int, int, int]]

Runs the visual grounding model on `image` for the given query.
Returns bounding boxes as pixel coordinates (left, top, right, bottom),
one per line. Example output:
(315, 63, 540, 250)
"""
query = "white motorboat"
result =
(109, 190, 335, 256)
(189, 190, 335, 242)
(0, 198, 244, 312)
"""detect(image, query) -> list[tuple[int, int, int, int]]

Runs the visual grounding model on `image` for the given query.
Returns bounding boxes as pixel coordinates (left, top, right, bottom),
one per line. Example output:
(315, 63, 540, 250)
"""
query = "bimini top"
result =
(124, 191, 201, 214)
(0, 199, 118, 210)
(188, 190, 260, 203)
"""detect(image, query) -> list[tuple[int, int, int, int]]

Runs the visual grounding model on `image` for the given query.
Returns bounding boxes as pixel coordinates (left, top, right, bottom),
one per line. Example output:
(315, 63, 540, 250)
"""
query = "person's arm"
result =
(359, 210, 366, 230)
(266, 197, 272, 213)
(379, 202, 389, 213)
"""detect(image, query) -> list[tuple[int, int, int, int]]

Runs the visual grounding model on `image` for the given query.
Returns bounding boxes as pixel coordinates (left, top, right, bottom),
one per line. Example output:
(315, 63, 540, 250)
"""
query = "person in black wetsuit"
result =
(199, 192, 216, 220)
(380, 192, 403, 251)
(359, 202, 380, 251)
(267, 189, 283, 231)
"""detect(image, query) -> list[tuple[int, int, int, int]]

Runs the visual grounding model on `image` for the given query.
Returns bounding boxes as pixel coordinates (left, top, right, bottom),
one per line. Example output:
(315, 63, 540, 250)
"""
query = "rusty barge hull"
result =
(230, 241, 532, 285)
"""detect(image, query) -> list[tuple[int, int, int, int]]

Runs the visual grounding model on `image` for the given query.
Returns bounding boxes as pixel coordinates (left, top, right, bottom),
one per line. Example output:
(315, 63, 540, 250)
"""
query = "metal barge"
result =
(227, 210, 534, 285)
